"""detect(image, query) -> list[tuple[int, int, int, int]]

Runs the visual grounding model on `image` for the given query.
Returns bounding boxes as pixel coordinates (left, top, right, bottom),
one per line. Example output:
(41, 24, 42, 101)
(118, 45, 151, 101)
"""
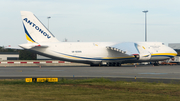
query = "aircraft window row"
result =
(150, 46, 160, 48)
(72, 51, 82, 53)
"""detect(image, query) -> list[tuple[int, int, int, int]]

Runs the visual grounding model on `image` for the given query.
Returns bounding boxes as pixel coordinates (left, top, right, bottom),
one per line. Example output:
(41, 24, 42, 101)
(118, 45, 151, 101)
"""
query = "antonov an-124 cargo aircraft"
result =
(19, 11, 177, 66)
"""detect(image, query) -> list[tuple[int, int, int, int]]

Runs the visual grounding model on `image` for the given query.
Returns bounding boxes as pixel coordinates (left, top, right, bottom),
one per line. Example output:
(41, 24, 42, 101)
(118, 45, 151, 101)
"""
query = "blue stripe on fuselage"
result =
(53, 51, 135, 60)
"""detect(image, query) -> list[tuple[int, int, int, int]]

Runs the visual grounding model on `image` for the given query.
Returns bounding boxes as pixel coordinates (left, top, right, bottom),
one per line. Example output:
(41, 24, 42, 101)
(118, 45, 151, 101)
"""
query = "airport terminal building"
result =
(0, 52, 50, 60)
(0, 52, 19, 60)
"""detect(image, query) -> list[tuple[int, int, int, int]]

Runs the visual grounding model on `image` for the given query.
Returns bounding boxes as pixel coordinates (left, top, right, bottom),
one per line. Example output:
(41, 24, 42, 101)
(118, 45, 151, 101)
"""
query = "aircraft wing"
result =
(106, 42, 139, 56)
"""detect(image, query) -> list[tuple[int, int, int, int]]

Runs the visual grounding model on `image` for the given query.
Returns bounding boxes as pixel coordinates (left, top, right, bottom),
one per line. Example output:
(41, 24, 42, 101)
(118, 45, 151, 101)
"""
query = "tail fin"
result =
(21, 11, 59, 43)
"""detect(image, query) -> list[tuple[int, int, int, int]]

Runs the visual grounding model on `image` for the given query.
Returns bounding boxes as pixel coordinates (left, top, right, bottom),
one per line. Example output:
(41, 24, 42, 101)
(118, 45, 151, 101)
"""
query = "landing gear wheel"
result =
(117, 63, 121, 67)
(106, 62, 121, 67)
(90, 64, 99, 67)
(153, 62, 159, 66)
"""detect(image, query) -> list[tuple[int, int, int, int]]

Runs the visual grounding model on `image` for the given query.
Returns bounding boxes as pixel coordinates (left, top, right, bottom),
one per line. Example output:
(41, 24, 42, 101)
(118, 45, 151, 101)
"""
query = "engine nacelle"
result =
(135, 53, 151, 60)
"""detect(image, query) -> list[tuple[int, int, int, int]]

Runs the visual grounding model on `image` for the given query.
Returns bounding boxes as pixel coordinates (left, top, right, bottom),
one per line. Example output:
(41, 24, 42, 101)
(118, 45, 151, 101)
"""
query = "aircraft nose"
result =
(170, 47, 177, 56)
(173, 50, 177, 56)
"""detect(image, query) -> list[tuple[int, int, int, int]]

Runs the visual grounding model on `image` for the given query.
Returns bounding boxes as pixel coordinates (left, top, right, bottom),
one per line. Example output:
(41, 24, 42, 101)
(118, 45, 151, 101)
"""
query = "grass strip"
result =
(0, 78, 179, 101)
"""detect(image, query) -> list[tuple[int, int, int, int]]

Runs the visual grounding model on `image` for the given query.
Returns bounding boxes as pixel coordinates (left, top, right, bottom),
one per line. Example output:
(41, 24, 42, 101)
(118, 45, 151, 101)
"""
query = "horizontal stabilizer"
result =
(35, 45, 48, 48)
(19, 43, 48, 49)
(4, 46, 23, 50)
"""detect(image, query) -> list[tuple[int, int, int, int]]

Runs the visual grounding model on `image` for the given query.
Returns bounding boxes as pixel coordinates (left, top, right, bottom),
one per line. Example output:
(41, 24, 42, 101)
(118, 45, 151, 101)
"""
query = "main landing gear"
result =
(106, 62, 121, 66)
(90, 62, 121, 67)
(153, 61, 159, 66)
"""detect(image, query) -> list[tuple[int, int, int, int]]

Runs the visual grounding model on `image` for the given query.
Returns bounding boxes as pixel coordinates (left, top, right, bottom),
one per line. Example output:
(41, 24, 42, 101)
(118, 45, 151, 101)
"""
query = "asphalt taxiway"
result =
(0, 65, 180, 83)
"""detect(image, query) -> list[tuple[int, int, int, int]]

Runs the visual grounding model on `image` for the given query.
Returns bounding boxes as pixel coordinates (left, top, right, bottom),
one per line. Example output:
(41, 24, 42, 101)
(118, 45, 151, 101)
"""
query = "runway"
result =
(0, 65, 180, 81)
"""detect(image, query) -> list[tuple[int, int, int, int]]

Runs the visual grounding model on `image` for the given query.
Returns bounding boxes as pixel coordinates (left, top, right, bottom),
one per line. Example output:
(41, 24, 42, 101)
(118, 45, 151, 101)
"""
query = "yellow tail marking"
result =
(26, 34, 35, 43)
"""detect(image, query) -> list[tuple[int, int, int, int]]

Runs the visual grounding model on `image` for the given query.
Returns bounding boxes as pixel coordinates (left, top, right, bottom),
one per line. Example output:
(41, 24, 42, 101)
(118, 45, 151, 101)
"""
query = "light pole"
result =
(47, 16, 51, 30)
(142, 10, 148, 42)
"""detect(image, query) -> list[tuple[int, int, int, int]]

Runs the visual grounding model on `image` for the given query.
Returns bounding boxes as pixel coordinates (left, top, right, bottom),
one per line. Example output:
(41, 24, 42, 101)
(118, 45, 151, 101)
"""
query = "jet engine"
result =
(135, 53, 151, 60)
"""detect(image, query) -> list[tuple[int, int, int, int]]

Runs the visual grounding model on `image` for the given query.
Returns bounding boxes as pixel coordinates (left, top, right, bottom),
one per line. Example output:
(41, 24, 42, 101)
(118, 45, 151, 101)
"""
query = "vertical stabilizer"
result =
(21, 11, 59, 43)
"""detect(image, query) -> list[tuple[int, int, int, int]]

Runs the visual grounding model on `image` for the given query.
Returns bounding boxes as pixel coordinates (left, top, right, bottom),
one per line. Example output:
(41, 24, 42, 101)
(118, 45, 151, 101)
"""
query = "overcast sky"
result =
(1, 0, 180, 46)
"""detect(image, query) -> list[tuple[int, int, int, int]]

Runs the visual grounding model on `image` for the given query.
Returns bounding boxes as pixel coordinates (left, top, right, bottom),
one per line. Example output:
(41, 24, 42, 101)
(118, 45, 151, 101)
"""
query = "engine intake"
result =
(134, 53, 151, 60)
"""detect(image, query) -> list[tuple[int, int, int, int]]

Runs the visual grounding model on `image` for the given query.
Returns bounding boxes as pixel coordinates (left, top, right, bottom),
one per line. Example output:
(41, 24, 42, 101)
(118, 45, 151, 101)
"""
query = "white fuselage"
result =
(19, 42, 177, 65)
